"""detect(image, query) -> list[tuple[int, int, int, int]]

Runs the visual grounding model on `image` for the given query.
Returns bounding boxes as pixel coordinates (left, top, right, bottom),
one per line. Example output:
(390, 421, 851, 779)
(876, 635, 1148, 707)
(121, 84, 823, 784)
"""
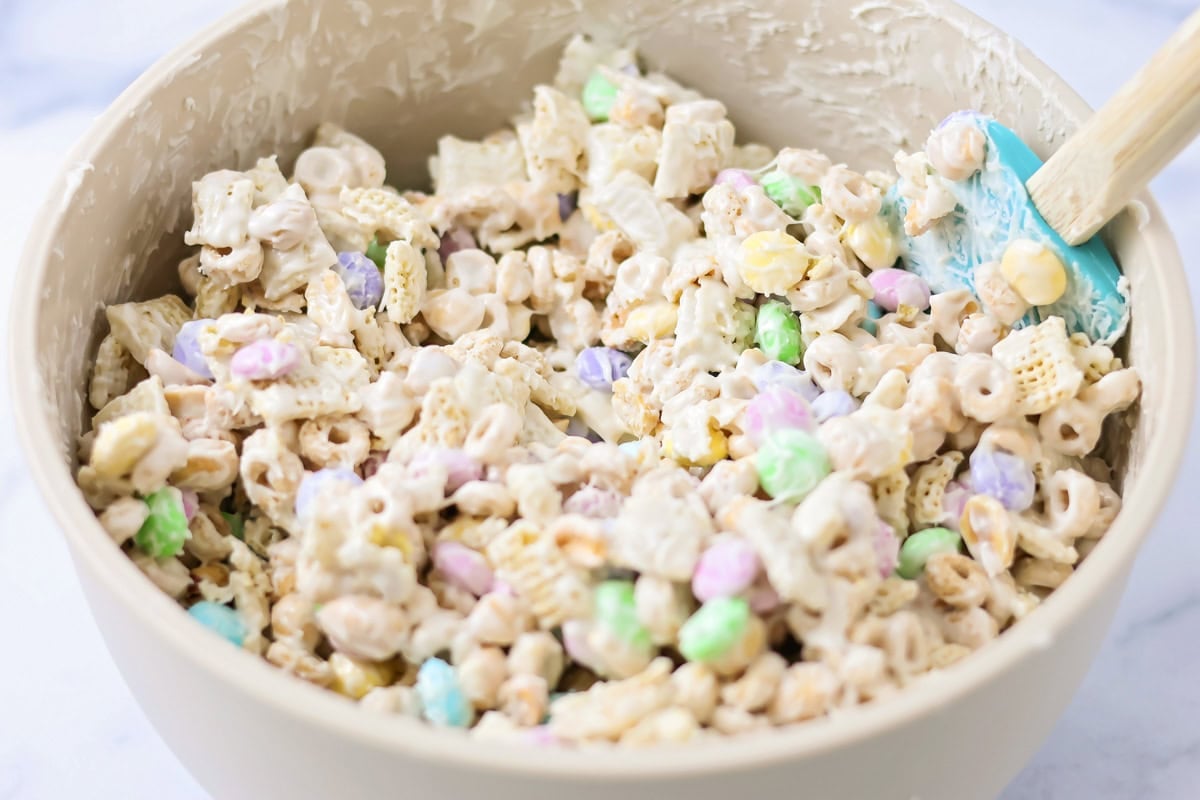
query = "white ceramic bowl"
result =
(10, 1, 1196, 798)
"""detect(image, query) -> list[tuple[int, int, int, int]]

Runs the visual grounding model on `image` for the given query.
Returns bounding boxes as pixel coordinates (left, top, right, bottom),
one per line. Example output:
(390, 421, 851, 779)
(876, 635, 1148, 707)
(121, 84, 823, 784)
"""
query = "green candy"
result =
(860, 301, 885, 336)
(754, 300, 803, 365)
(756, 428, 830, 502)
(220, 511, 245, 541)
(896, 527, 963, 579)
(581, 73, 619, 122)
(760, 170, 821, 217)
(365, 236, 388, 270)
(593, 580, 650, 647)
(679, 597, 750, 662)
(134, 488, 189, 558)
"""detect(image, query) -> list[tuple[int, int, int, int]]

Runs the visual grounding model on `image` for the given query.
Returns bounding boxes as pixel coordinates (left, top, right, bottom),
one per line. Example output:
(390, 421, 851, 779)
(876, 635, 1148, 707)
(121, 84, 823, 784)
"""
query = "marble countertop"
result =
(1, 1, 1197, 798)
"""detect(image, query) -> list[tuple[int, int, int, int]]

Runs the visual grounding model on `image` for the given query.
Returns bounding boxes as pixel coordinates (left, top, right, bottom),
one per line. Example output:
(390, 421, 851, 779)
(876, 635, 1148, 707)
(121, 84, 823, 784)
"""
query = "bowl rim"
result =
(9, 0, 1197, 781)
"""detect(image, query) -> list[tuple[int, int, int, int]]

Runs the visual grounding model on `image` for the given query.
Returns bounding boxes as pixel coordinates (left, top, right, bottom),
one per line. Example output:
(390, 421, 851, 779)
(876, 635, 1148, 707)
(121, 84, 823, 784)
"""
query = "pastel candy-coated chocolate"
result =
(885, 112, 1129, 344)
(575, 346, 632, 391)
(334, 251, 384, 310)
(134, 487, 189, 558)
(811, 389, 860, 421)
(187, 601, 246, 647)
(409, 447, 484, 492)
(172, 318, 214, 379)
(714, 168, 756, 192)
(692, 539, 761, 601)
(230, 339, 301, 380)
(433, 541, 494, 596)
(754, 300, 804, 364)
(969, 447, 1036, 512)
(874, 519, 901, 578)
(751, 360, 821, 402)
(437, 228, 476, 264)
(756, 428, 831, 502)
(678, 597, 751, 662)
(868, 268, 931, 312)
(744, 386, 815, 444)
(896, 526, 963, 579)
(416, 657, 473, 728)
(593, 580, 651, 647)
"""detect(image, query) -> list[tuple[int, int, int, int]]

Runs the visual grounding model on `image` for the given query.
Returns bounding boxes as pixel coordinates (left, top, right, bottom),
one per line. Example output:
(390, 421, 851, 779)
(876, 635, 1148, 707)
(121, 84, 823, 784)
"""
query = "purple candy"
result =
(360, 451, 386, 479)
(409, 448, 484, 492)
(874, 519, 900, 578)
(868, 268, 932, 313)
(751, 360, 821, 402)
(575, 347, 632, 391)
(714, 168, 756, 192)
(969, 448, 1036, 511)
(433, 541, 494, 596)
(942, 480, 971, 529)
(744, 387, 815, 444)
(172, 319, 214, 379)
(811, 389, 859, 421)
(334, 251, 384, 310)
(692, 539, 760, 602)
(558, 192, 578, 221)
(438, 228, 476, 263)
(230, 339, 301, 381)
(295, 468, 363, 521)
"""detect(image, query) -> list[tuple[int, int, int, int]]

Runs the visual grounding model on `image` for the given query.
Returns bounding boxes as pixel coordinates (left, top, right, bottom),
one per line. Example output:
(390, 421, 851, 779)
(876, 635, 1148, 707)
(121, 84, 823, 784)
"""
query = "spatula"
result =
(886, 8, 1200, 345)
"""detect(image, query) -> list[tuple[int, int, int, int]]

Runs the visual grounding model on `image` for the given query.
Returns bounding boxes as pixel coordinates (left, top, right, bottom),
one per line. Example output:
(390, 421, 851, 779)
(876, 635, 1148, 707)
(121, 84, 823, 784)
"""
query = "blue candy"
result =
(334, 251, 385, 310)
(751, 360, 820, 402)
(415, 657, 473, 727)
(187, 601, 246, 647)
(295, 468, 363, 521)
(885, 112, 1129, 344)
(860, 301, 885, 336)
(575, 347, 632, 391)
(811, 389, 860, 422)
(969, 448, 1035, 511)
(172, 319, 214, 379)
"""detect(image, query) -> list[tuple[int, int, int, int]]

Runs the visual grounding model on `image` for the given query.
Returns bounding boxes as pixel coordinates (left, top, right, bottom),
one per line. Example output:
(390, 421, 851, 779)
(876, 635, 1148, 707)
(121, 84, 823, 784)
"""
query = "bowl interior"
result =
(13, 0, 1196, 780)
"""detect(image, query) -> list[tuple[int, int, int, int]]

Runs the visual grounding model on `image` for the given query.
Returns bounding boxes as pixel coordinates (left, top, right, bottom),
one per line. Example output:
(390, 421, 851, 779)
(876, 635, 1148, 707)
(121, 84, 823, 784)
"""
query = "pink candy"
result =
(867, 268, 931, 312)
(744, 387, 814, 445)
(409, 448, 484, 492)
(941, 479, 971, 530)
(714, 168, 756, 192)
(180, 489, 199, 522)
(437, 227, 476, 263)
(746, 581, 781, 614)
(874, 519, 900, 578)
(432, 541, 494, 596)
(229, 339, 300, 380)
(692, 539, 761, 602)
(562, 485, 623, 519)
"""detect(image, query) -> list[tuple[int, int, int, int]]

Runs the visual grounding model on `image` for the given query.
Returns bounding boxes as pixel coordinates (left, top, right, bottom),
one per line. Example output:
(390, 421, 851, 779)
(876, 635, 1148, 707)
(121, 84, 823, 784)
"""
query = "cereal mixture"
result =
(77, 37, 1141, 745)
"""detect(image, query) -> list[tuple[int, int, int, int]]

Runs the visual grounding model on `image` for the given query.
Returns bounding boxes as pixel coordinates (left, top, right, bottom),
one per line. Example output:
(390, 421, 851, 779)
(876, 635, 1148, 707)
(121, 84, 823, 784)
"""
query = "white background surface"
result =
(1, 1, 1198, 798)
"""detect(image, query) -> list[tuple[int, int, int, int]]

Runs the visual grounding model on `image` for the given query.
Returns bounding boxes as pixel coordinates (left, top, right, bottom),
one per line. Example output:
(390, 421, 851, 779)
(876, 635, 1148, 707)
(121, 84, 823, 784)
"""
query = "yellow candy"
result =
(999, 238, 1068, 306)
(737, 230, 813, 295)
(328, 653, 395, 699)
(844, 216, 900, 271)
(625, 302, 679, 342)
(663, 421, 728, 468)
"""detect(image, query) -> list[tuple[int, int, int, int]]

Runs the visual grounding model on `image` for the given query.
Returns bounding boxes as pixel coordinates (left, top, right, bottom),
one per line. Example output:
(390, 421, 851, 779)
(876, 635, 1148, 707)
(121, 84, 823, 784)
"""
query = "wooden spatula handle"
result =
(1027, 8, 1200, 245)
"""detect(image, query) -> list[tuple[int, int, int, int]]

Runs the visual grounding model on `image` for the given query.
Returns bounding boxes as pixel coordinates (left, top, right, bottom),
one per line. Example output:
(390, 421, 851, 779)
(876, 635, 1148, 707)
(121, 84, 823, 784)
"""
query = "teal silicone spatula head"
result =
(884, 112, 1129, 345)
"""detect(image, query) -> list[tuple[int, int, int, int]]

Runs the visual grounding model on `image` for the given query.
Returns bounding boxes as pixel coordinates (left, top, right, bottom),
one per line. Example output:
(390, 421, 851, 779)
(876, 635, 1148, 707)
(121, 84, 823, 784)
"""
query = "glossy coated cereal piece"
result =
(294, 467, 363, 521)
